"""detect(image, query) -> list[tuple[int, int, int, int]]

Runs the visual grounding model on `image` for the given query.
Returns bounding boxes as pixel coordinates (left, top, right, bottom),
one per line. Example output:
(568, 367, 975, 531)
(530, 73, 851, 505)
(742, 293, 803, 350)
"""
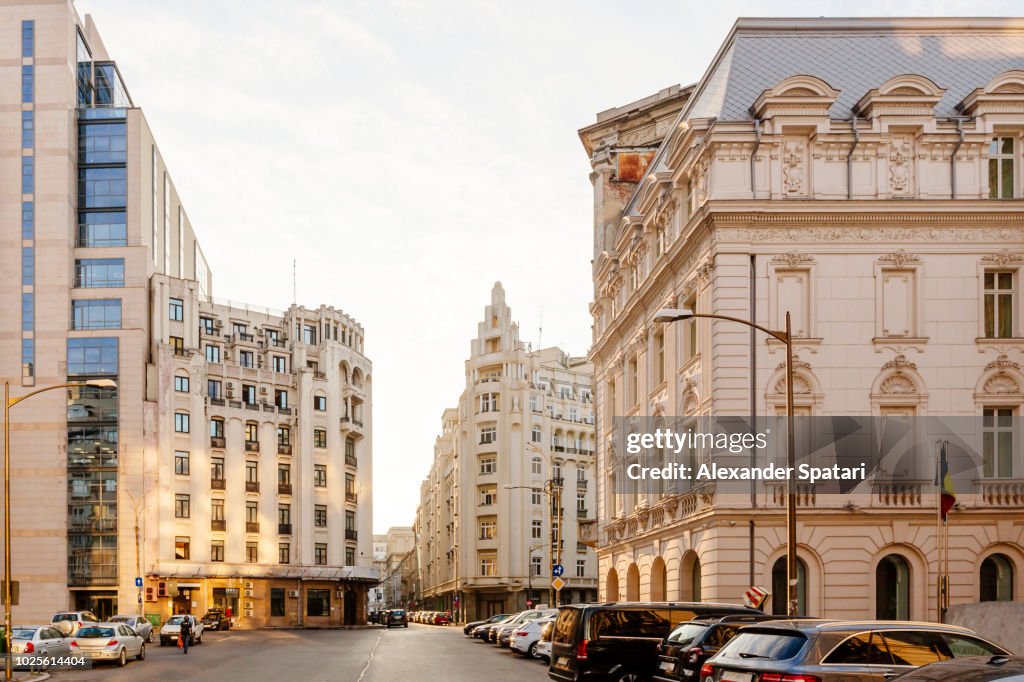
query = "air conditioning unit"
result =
(226, 389, 234, 398)
(214, 321, 223, 328)
(260, 386, 268, 394)
(157, 581, 167, 598)
(244, 589, 253, 597)
(145, 586, 156, 602)
(227, 382, 234, 389)
(245, 602, 253, 609)
(288, 590, 299, 598)
(244, 609, 253, 617)
(257, 329, 264, 336)
(244, 581, 254, 589)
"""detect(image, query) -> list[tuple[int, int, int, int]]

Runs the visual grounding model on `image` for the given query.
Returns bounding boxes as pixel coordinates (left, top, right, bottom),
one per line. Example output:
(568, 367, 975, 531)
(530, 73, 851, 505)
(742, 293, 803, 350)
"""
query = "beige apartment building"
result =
(416, 284, 598, 620)
(0, 0, 374, 626)
(378, 526, 415, 610)
(582, 17, 1024, 623)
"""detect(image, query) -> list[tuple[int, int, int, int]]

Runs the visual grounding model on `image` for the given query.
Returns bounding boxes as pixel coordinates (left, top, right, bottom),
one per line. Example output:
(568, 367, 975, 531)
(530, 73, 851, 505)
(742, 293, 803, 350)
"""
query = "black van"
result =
(548, 602, 759, 682)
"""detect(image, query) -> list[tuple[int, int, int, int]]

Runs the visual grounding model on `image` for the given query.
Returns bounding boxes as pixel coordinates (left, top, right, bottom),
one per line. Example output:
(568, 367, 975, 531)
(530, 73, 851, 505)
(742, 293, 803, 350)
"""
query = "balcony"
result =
(278, 523, 292, 535)
(551, 477, 564, 488)
(345, 455, 358, 468)
(278, 406, 292, 415)
(577, 479, 588, 490)
(210, 436, 225, 449)
(314, 371, 326, 380)
(352, 418, 363, 427)
(245, 440, 260, 453)
(577, 508, 589, 519)
(211, 520, 226, 531)
(345, 529, 358, 541)
(209, 397, 225, 407)
(246, 522, 260, 533)
(238, 332, 254, 342)
(246, 481, 260, 493)
(278, 443, 292, 456)
(245, 403, 259, 411)
(211, 478, 225, 490)
(346, 492, 358, 504)
(278, 483, 293, 495)
(553, 446, 565, 453)
(271, 338, 287, 348)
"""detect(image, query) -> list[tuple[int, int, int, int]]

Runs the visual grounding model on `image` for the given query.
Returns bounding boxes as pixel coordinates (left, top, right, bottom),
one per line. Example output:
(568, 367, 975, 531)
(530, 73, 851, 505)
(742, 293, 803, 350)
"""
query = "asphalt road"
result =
(50, 624, 551, 682)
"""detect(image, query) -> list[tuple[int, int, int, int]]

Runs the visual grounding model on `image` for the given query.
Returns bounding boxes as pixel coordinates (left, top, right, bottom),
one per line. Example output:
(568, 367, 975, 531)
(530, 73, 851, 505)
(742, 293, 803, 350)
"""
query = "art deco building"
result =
(582, 18, 1024, 624)
(416, 284, 598, 620)
(0, 0, 374, 625)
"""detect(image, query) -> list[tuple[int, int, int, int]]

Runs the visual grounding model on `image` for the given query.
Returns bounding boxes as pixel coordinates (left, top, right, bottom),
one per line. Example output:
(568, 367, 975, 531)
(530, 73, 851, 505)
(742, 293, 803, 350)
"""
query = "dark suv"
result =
(653, 614, 789, 681)
(386, 609, 408, 628)
(548, 602, 759, 682)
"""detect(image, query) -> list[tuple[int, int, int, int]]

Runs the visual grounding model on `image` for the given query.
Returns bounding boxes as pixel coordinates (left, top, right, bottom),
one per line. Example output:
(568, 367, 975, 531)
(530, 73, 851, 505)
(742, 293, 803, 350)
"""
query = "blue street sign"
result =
(135, 577, 143, 588)
(552, 564, 564, 577)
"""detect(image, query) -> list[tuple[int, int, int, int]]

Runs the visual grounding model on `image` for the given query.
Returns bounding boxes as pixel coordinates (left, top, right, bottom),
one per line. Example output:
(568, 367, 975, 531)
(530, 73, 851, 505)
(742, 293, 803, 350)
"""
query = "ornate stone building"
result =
(581, 17, 1024, 621)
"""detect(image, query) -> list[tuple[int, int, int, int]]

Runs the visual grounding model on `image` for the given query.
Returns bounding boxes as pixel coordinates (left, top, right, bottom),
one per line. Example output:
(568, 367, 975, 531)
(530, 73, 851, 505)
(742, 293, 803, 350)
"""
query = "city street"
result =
(50, 624, 550, 682)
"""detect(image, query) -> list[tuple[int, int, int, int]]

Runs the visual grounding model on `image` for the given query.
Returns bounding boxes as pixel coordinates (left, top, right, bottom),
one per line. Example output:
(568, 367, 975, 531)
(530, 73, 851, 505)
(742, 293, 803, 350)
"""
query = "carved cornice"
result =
(882, 353, 917, 372)
(878, 250, 921, 268)
(985, 354, 1022, 372)
(771, 251, 815, 269)
(775, 355, 812, 372)
(981, 249, 1024, 268)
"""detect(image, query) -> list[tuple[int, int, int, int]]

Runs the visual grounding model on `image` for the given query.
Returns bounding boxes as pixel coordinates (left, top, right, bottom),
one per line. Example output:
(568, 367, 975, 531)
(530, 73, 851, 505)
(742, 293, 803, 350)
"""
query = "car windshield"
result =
(718, 631, 807, 661)
(110, 616, 131, 623)
(165, 616, 185, 625)
(77, 627, 115, 638)
(52, 614, 77, 622)
(667, 623, 709, 646)
(488, 614, 509, 623)
(12, 628, 37, 639)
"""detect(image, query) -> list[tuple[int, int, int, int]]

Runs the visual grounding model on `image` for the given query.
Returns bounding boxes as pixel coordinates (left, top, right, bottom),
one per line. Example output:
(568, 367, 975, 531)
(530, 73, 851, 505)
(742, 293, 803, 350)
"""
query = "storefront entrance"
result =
(73, 591, 117, 621)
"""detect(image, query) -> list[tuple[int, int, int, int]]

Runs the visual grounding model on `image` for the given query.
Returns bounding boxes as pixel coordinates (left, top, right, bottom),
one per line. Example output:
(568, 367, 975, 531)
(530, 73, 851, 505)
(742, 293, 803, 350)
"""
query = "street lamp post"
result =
(4, 378, 116, 681)
(654, 308, 798, 617)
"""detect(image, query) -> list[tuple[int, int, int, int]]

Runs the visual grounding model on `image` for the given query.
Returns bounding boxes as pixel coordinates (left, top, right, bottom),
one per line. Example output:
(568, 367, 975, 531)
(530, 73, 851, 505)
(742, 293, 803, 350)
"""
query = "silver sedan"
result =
(110, 615, 154, 642)
(70, 623, 146, 667)
(11, 625, 71, 656)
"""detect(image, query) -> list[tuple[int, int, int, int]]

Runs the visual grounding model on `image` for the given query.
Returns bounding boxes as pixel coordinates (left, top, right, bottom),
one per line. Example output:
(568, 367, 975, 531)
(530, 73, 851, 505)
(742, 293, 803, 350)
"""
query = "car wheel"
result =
(528, 642, 538, 658)
(613, 672, 644, 682)
(137, 644, 146, 661)
(117, 649, 127, 667)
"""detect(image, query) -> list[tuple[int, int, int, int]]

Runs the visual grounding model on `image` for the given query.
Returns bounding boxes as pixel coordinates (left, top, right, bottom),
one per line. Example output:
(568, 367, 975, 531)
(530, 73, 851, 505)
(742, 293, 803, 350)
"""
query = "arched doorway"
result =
(626, 563, 640, 601)
(771, 556, 807, 616)
(981, 554, 1015, 602)
(876, 554, 911, 620)
(679, 552, 701, 601)
(650, 557, 667, 601)
(606, 568, 619, 601)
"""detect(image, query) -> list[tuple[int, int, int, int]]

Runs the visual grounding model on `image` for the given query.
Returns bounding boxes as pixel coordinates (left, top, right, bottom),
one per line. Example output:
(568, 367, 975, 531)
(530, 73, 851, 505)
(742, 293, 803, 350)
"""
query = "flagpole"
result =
(935, 440, 943, 623)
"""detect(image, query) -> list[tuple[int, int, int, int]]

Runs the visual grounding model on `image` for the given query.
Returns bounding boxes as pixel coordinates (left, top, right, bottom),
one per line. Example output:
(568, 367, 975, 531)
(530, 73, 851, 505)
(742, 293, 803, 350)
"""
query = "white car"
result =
(510, 616, 556, 658)
(70, 623, 145, 667)
(159, 614, 203, 647)
(110, 615, 154, 642)
(51, 610, 99, 636)
(11, 625, 71, 656)
(534, 620, 554, 661)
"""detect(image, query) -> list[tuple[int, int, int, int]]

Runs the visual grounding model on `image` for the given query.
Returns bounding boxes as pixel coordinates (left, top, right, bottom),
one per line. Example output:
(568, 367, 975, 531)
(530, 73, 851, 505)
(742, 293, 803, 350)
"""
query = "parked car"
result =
(474, 615, 514, 641)
(498, 609, 558, 647)
(386, 609, 409, 628)
(70, 623, 146, 667)
(11, 625, 71, 656)
(465, 613, 512, 636)
(889, 654, 1024, 681)
(535, 620, 555, 661)
(110, 615, 154, 642)
(200, 609, 231, 631)
(511, 616, 557, 658)
(654, 614, 791, 682)
(51, 611, 99, 636)
(548, 602, 760, 682)
(433, 612, 452, 625)
(159, 614, 204, 647)
(700, 620, 1010, 682)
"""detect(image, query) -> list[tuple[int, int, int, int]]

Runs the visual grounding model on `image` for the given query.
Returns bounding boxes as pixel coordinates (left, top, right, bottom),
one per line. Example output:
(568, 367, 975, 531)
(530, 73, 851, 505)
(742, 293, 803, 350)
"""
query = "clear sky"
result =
(79, 0, 1022, 533)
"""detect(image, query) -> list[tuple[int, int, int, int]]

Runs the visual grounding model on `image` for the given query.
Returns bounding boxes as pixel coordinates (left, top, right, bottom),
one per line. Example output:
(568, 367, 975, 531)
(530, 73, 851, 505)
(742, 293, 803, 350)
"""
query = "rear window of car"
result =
(823, 632, 892, 664)
(77, 627, 115, 638)
(52, 614, 76, 622)
(12, 628, 37, 639)
(165, 616, 185, 625)
(942, 633, 1006, 658)
(666, 622, 709, 646)
(552, 608, 581, 644)
(882, 631, 951, 667)
(718, 631, 807, 661)
(590, 609, 673, 639)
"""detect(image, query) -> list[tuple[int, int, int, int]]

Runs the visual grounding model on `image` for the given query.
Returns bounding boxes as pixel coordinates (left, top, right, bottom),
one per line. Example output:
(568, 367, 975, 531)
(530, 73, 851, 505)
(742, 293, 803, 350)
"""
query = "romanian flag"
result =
(940, 441, 956, 521)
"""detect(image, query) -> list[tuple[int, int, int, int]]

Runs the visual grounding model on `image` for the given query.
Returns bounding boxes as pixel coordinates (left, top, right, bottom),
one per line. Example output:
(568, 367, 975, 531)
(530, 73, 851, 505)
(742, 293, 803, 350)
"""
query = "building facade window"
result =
(174, 374, 189, 392)
(531, 520, 542, 540)
(480, 519, 496, 539)
(246, 501, 258, 525)
(275, 390, 288, 409)
(480, 487, 496, 506)
(479, 456, 496, 475)
(245, 421, 259, 443)
(983, 407, 1014, 478)
(531, 457, 543, 475)
(246, 460, 258, 488)
(479, 426, 496, 444)
(279, 543, 290, 565)
(167, 298, 183, 321)
(74, 258, 125, 288)
(170, 336, 184, 355)
(210, 418, 224, 439)
(205, 344, 221, 363)
(315, 543, 328, 566)
(174, 412, 189, 433)
(531, 489, 542, 506)
(175, 536, 190, 560)
(990, 137, 1016, 199)
(306, 589, 329, 616)
(199, 316, 214, 335)
(314, 429, 327, 448)
(480, 393, 498, 413)
(314, 395, 327, 411)
(981, 553, 1015, 602)
(314, 465, 327, 487)
(345, 548, 355, 565)
(576, 559, 586, 578)
(480, 554, 497, 576)
(984, 271, 1015, 339)
(314, 505, 327, 527)
(875, 554, 911, 620)
(211, 541, 224, 562)
(239, 350, 254, 368)
(242, 384, 256, 405)
(174, 494, 190, 518)
(270, 587, 286, 614)
(772, 556, 808, 616)
(211, 498, 224, 522)
(208, 379, 222, 399)
(246, 542, 258, 563)
(174, 451, 189, 476)
(211, 458, 225, 482)
(71, 299, 121, 330)
(532, 555, 543, 576)
(277, 426, 290, 446)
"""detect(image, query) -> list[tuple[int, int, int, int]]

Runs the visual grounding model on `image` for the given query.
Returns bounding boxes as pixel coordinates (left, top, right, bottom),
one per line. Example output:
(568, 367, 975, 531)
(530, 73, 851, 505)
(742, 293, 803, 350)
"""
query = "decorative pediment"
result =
(878, 250, 920, 268)
(772, 251, 815, 269)
(959, 70, 1024, 115)
(752, 75, 840, 119)
(855, 74, 946, 118)
(977, 354, 1024, 396)
(982, 250, 1024, 268)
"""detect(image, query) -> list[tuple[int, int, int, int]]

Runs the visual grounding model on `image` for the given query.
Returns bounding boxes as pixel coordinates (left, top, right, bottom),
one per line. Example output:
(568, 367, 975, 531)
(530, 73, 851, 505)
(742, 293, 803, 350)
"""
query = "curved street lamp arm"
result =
(674, 312, 789, 345)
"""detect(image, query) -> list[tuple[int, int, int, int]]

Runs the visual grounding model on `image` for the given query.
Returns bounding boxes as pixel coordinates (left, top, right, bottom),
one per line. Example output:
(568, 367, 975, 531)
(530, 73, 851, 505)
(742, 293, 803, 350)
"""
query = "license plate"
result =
(659, 660, 676, 673)
(555, 656, 570, 669)
(720, 672, 753, 682)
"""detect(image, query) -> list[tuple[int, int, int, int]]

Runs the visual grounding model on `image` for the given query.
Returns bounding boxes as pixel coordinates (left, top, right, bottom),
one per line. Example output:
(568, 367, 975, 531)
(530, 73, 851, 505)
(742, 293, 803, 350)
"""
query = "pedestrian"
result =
(179, 616, 192, 655)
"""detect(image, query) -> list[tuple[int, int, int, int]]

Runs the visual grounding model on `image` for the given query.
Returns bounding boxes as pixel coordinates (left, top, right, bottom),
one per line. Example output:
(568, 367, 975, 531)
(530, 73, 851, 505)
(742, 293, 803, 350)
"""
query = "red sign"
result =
(744, 586, 769, 609)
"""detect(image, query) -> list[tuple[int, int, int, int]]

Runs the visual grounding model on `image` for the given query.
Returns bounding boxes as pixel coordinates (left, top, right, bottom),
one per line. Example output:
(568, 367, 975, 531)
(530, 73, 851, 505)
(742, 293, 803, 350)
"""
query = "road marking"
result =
(356, 634, 382, 682)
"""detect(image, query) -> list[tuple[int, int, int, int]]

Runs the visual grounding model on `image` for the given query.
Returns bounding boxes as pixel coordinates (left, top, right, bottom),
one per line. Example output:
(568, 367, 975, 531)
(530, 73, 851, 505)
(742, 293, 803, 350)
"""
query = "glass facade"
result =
(78, 212, 127, 247)
(72, 299, 122, 330)
(79, 167, 127, 209)
(74, 258, 125, 288)
(67, 340, 119, 587)
(21, 21, 34, 383)
(79, 122, 126, 164)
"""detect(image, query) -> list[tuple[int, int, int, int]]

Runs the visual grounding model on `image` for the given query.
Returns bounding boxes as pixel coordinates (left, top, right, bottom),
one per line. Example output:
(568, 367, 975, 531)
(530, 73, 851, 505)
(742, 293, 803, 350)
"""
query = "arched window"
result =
(606, 568, 619, 601)
(680, 552, 701, 601)
(981, 554, 1015, 602)
(876, 554, 911, 620)
(772, 556, 807, 616)
(626, 563, 640, 601)
(650, 557, 667, 601)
